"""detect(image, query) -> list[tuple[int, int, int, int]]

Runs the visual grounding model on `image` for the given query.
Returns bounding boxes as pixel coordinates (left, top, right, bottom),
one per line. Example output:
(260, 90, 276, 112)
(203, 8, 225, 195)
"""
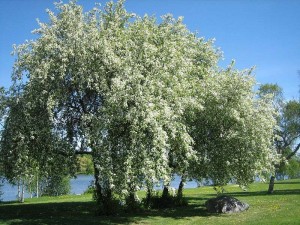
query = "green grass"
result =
(0, 179, 299, 225)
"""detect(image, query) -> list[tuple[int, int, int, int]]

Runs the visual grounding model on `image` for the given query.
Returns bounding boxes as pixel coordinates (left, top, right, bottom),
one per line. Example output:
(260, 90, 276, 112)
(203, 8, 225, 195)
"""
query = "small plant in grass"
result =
(213, 186, 226, 196)
(143, 188, 188, 209)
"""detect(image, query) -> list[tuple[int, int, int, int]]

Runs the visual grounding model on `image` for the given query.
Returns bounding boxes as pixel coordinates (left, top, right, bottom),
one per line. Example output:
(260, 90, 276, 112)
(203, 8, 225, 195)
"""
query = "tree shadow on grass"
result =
(0, 198, 219, 225)
(0, 201, 134, 225)
(226, 189, 300, 198)
(275, 181, 300, 185)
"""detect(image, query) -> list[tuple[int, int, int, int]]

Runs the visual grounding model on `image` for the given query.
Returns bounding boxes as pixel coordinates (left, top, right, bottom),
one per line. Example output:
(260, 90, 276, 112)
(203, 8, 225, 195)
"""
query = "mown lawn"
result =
(0, 179, 299, 225)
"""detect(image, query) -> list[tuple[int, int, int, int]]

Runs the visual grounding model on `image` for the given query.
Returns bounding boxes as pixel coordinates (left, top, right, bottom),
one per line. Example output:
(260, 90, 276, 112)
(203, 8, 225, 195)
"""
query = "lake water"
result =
(0, 175, 198, 202)
(0, 174, 94, 202)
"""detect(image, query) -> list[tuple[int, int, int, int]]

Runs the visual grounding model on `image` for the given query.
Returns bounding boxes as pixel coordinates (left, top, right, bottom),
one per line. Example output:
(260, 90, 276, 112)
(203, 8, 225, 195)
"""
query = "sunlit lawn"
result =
(0, 179, 299, 225)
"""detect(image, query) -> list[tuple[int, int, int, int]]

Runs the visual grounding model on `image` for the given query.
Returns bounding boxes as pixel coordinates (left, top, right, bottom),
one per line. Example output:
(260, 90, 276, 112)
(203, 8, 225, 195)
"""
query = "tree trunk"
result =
(126, 191, 139, 212)
(21, 180, 25, 203)
(145, 186, 152, 208)
(93, 162, 114, 215)
(162, 185, 169, 199)
(268, 164, 280, 194)
(161, 183, 172, 208)
(268, 175, 275, 194)
(93, 162, 102, 205)
(29, 182, 32, 198)
(17, 180, 21, 202)
(36, 175, 39, 198)
(101, 187, 114, 215)
(177, 178, 184, 200)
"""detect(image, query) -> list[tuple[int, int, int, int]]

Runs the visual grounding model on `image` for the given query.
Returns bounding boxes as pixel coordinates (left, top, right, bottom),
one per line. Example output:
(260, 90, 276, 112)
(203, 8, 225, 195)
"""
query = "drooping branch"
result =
(55, 149, 92, 157)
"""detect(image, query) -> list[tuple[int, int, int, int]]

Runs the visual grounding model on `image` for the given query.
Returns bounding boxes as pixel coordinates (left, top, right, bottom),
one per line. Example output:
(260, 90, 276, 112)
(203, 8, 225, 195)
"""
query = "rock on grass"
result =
(205, 196, 249, 213)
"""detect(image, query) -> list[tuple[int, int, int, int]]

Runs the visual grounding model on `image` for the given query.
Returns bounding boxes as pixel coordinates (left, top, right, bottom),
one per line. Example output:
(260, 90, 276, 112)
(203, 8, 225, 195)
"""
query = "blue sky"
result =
(1, 0, 300, 99)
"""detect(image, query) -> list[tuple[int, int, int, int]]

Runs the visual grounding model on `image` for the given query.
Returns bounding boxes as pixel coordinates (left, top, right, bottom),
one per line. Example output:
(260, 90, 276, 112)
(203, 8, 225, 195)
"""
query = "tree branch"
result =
(75, 151, 92, 155)
(283, 135, 300, 149)
(55, 149, 92, 157)
(286, 142, 300, 160)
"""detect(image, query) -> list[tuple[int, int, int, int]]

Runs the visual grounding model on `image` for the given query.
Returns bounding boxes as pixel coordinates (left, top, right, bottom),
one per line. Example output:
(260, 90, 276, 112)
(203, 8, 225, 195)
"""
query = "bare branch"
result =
(286, 142, 300, 160)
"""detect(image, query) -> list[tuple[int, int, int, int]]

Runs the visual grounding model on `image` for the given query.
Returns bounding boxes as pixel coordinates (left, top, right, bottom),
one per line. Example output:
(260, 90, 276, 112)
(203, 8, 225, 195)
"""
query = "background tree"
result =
(258, 83, 300, 193)
(77, 155, 94, 174)
(277, 149, 300, 179)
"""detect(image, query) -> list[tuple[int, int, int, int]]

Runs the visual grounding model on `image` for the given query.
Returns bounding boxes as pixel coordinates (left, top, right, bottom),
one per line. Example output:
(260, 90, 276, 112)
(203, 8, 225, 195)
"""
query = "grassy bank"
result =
(0, 179, 299, 225)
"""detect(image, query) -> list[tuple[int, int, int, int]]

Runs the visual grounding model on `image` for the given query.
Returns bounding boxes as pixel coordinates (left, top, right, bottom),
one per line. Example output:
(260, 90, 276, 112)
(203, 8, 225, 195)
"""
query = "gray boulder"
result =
(205, 196, 249, 213)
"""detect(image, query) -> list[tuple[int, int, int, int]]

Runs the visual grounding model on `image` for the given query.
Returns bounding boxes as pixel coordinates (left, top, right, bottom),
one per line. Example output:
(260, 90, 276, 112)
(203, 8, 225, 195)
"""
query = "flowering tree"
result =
(0, 87, 76, 201)
(8, 0, 218, 212)
(188, 66, 277, 188)
(2, 0, 277, 213)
